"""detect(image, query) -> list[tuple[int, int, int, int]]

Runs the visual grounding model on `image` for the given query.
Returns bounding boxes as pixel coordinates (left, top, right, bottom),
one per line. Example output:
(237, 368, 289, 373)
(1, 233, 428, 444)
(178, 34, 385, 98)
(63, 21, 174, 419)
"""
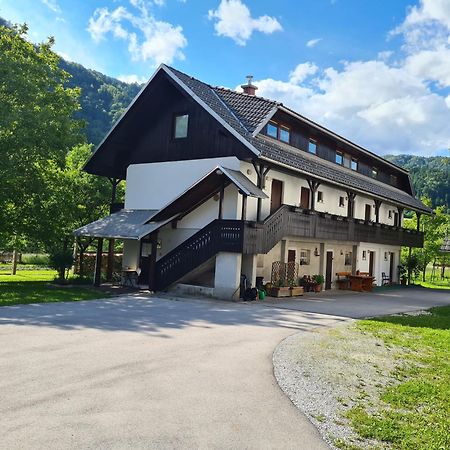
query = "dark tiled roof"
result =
(165, 66, 431, 213)
(254, 137, 431, 213)
(213, 87, 278, 133)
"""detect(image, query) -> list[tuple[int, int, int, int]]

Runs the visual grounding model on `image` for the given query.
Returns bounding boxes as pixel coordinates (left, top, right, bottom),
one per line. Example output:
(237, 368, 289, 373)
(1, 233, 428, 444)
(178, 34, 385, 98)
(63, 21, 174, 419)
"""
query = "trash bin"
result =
(258, 289, 266, 300)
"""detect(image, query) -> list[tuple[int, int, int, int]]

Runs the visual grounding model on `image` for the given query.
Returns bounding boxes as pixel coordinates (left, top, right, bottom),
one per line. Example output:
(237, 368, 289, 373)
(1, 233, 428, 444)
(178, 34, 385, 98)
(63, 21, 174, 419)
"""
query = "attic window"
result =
(174, 114, 189, 138)
(372, 167, 378, 179)
(308, 139, 317, 154)
(351, 158, 358, 171)
(335, 151, 343, 165)
(267, 121, 290, 143)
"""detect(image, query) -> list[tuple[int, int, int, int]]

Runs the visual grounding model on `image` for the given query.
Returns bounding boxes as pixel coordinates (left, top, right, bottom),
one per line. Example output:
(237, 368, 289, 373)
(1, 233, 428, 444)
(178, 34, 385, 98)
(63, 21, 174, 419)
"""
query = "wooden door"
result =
(270, 179, 283, 214)
(299, 187, 310, 209)
(287, 249, 296, 284)
(389, 252, 394, 282)
(288, 249, 296, 263)
(365, 204, 371, 221)
(369, 251, 375, 277)
(325, 251, 333, 290)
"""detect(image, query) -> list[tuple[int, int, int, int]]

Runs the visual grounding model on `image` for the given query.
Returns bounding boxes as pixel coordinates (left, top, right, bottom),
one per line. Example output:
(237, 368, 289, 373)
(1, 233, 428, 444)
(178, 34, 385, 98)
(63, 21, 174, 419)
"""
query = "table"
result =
(349, 275, 374, 292)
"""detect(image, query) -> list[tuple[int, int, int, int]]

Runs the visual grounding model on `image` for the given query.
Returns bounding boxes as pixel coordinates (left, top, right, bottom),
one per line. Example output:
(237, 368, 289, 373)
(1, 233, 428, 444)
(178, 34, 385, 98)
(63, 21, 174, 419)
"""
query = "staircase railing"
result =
(155, 219, 243, 290)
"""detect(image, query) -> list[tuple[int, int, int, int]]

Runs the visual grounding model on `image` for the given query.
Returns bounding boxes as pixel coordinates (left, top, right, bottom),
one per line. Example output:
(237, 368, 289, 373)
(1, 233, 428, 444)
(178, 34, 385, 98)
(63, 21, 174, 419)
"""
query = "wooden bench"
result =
(336, 271, 351, 290)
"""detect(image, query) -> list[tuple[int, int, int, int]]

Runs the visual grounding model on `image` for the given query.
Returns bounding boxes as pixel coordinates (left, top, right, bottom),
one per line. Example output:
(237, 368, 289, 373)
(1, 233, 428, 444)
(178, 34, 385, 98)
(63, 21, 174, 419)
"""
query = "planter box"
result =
(269, 286, 291, 298)
(290, 286, 304, 297)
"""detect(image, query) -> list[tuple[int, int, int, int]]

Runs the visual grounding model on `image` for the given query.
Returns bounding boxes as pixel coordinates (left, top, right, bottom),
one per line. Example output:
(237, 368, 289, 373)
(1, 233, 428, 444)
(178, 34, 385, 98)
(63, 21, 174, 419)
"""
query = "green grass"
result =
(0, 270, 109, 307)
(346, 306, 450, 450)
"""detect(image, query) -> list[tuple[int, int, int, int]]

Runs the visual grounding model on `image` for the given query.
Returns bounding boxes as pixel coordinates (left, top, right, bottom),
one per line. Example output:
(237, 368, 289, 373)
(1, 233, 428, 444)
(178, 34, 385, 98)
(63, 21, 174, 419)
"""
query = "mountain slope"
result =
(385, 155, 449, 210)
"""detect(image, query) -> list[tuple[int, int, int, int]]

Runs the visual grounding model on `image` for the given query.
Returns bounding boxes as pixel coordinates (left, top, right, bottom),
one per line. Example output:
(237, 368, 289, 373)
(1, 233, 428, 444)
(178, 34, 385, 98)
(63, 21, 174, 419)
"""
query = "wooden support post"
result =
(94, 238, 103, 287)
(241, 194, 248, 221)
(346, 191, 356, 219)
(374, 199, 382, 223)
(397, 206, 404, 227)
(218, 184, 225, 220)
(253, 161, 270, 222)
(307, 179, 321, 211)
(106, 239, 115, 281)
(148, 232, 158, 291)
(416, 212, 421, 232)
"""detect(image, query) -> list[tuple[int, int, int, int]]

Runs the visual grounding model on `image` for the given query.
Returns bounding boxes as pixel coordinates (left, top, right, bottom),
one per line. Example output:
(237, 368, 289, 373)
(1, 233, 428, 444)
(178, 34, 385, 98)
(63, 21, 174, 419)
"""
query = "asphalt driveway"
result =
(0, 296, 345, 450)
(261, 286, 450, 318)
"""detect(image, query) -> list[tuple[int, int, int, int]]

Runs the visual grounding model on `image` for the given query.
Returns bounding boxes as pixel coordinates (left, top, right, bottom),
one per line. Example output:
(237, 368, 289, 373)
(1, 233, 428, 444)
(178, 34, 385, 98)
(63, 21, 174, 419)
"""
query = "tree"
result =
(0, 24, 83, 271)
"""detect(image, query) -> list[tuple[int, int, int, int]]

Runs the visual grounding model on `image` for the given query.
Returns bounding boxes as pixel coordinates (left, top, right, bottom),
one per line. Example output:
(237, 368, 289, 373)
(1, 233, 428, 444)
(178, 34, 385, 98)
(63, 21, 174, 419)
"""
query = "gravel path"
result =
(273, 323, 405, 449)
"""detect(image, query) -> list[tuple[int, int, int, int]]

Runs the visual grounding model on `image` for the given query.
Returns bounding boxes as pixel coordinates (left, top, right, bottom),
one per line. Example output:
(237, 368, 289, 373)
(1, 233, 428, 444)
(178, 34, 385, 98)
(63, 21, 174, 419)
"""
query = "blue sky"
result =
(1, 0, 450, 156)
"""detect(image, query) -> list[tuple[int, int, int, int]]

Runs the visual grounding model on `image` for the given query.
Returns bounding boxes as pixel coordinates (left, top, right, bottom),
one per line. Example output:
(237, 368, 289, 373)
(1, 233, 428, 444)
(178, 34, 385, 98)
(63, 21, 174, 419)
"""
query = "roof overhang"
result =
(73, 209, 172, 240)
(151, 166, 267, 222)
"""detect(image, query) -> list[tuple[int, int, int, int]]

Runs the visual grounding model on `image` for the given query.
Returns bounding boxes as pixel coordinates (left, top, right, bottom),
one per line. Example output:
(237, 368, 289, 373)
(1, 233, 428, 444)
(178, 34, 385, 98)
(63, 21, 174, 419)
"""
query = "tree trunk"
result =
(11, 249, 18, 275)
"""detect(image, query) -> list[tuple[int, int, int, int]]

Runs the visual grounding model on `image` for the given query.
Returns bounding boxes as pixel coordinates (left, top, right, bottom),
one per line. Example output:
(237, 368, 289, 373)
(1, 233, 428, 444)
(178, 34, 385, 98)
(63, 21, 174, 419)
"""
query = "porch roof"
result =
(73, 209, 172, 240)
(150, 166, 267, 222)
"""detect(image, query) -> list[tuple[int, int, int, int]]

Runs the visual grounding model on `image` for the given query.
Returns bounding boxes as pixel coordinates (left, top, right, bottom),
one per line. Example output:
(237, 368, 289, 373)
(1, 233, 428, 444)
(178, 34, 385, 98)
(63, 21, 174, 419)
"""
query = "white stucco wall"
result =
(357, 243, 400, 285)
(125, 157, 240, 210)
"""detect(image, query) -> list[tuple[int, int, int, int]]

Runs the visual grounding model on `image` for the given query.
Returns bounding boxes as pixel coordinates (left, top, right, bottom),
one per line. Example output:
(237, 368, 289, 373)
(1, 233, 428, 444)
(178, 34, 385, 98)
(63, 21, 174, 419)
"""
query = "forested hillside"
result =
(60, 60, 141, 145)
(385, 155, 449, 210)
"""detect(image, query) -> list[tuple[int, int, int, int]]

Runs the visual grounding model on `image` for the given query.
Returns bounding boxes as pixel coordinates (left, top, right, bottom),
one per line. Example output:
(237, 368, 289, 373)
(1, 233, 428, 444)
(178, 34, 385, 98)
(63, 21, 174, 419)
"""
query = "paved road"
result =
(262, 286, 450, 318)
(0, 296, 345, 450)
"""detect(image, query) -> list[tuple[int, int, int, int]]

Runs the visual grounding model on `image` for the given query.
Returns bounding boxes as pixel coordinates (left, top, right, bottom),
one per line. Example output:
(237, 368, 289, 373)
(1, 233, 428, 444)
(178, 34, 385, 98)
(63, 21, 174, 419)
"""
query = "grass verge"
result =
(0, 270, 109, 307)
(346, 306, 450, 450)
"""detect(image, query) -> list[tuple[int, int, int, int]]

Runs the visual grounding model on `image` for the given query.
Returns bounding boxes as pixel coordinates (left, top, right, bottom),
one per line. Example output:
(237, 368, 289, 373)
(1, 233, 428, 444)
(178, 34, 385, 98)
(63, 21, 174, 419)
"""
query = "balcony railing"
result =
(242, 205, 424, 254)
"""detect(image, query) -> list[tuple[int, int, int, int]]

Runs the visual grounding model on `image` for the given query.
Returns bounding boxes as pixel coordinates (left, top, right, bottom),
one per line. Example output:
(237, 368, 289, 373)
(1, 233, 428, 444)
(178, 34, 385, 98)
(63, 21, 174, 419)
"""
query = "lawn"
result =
(346, 306, 450, 450)
(0, 270, 109, 307)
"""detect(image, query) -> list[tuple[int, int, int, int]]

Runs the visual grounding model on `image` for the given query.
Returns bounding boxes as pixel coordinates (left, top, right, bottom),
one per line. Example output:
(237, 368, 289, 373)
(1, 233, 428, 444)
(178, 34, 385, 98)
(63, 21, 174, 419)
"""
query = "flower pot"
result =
(290, 286, 304, 297)
(314, 284, 322, 293)
(269, 286, 291, 298)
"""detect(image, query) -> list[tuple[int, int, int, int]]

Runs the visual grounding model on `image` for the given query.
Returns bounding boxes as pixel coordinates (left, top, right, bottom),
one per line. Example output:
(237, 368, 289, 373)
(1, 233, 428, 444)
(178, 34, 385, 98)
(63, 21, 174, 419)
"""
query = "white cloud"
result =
(41, 0, 61, 14)
(254, 58, 450, 156)
(208, 0, 282, 45)
(289, 62, 318, 84)
(118, 74, 147, 84)
(306, 38, 321, 48)
(87, 0, 187, 66)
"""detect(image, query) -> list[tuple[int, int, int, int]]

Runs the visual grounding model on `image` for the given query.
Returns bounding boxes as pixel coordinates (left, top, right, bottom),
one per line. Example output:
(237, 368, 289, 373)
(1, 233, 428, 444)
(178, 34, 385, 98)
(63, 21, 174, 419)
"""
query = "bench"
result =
(336, 271, 351, 290)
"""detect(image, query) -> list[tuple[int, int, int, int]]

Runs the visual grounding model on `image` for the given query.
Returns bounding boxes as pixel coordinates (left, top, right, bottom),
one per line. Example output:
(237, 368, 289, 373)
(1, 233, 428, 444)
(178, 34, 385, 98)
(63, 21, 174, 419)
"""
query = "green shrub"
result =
(21, 254, 50, 266)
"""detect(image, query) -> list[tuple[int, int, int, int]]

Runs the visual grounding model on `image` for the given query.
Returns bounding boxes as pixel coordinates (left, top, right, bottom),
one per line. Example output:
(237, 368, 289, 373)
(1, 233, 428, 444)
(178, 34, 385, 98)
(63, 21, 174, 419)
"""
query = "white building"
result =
(75, 65, 430, 299)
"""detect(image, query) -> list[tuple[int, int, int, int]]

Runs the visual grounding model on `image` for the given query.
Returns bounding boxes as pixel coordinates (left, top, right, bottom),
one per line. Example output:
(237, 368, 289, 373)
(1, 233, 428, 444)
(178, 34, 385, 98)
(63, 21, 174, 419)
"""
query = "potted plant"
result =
(312, 274, 324, 292)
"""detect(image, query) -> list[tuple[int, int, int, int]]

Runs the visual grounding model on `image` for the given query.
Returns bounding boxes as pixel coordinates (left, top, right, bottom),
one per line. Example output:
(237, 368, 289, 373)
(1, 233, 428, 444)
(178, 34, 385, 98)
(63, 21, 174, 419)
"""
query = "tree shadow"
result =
(0, 295, 348, 336)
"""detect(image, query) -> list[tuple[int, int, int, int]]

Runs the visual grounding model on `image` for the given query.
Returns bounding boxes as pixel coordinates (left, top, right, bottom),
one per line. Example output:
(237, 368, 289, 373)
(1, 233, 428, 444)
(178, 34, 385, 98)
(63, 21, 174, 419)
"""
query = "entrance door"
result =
(365, 204, 371, 221)
(299, 187, 310, 209)
(369, 251, 375, 277)
(325, 251, 333, 290)
(287, 249, 296, 284)
(389, 252, 394, 282)
(270, 179, 283, 214)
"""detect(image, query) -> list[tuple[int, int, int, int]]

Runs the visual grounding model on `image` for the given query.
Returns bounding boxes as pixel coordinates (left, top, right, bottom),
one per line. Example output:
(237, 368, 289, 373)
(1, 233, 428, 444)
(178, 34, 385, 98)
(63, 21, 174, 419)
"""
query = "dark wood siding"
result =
(85, 71, 254, 178)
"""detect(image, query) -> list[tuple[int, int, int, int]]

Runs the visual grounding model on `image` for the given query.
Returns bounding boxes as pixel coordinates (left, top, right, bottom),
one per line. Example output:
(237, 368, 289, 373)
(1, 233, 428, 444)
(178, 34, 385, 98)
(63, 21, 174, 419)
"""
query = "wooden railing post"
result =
(94, 238, 103, 287)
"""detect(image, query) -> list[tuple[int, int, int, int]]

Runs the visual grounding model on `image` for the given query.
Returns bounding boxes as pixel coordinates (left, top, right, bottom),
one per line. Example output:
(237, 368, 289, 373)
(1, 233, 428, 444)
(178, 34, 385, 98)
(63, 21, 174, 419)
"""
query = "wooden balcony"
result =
(243, 205, 424, 254)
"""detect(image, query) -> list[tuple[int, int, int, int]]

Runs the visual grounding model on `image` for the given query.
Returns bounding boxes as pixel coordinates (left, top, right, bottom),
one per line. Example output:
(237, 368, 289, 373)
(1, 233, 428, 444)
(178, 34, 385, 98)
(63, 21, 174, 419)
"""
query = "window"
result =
(362, 250, 367, 261)
(351, 158, 358, 171)
(388, 210, 392, 219)
(299, 249, 310, 265)
(339, 196, 345, 207)
(279, 126, 290, 143)
(317, 191, 323, 202)
(267, 121, 278, 138)
(267, 121, 290, 143)
(335, 151, 343, 165)
(384, 252, 388, 261)
(372, 167, 378, 179)
(174, 114, 189, 138)
(308, 139, 317, 154)
(344, 252, 352, 266)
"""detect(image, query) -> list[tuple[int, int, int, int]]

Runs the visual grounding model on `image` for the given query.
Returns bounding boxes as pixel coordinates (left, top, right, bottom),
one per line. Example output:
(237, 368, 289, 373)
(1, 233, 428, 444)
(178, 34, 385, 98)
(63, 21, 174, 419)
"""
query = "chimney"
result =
(241, 75, 258, 96)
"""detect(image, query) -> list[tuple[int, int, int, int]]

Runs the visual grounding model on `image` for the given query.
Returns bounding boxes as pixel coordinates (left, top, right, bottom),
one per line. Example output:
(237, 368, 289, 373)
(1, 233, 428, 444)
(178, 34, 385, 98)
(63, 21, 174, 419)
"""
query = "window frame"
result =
(351, 158, 358, 171)
(279, 125, 290, 143)
(339, 196, 345, 207)
(335, 151, 343, 165)
(372, 167, 379, 179)
(317, 191, 324, 203)
(266, 121, 291, 143)
(308, 139, 317, 154)
(267, 121, 278, 139)
(299, 249, 311, 265)
(173, 113, 189, 139)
